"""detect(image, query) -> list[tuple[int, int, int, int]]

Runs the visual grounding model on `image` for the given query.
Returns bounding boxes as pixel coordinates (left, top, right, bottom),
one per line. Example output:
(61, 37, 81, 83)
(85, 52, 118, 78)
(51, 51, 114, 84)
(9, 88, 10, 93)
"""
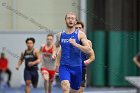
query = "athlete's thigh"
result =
(59, 65, 70, 81)
(41, 68, 49, 80)
(31, 70, 39, 87)
(70, 66, 82, 90)
(24, 69, 32, 81)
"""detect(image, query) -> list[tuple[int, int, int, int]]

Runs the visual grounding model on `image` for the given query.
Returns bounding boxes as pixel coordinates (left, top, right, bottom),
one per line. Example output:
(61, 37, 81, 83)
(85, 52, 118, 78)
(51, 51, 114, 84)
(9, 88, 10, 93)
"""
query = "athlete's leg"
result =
(41, 68, 50, 93)
(44, 79, 49, 93)
(44, 73, 49, 93)
(59, 65, 70, 93)
(61, 80, 70, 93)
(78, 68, 87, 93)
(24, 70, 32, 93)
(70, 66, 82, 93)
(31, 70, 39, 88)
(48, 81, 53, 93)
(25, 80, 31, 93)
(78, 87, 84, 93)
(48, 71, 56, 93)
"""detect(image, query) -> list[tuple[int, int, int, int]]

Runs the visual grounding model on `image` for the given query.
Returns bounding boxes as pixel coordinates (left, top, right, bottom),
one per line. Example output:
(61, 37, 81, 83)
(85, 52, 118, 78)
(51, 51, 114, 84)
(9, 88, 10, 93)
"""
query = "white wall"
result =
(0, 31, 53, 88)
(0, 0, 80, 31)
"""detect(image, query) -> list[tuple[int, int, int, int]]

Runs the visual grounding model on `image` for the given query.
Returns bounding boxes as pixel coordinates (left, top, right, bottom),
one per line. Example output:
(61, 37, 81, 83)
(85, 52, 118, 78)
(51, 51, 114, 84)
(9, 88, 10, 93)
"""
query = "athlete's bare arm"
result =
(33, 49, 41, 64)
(39, 46, 43, 54)
(84, 41, 95, 65)
(52, 45, 57, 60)
(69, 31, 91, 54)
(55, 48, 61, 72)
(16, 52, 24, 70)
(39, 45, 45, 67)
(55, 48, 61, 66)
(88, 40, 92, 48)
(133, 56, 140, 68)
(79, 32, 92, 54)
(55, 32, 61, 48)
(54, 32, 61, 60)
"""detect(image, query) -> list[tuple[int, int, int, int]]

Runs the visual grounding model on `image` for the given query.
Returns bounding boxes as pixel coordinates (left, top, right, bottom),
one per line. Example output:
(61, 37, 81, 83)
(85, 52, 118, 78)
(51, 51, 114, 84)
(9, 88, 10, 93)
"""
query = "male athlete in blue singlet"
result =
(55, 21, 95, 93)
(16, 37, 41, 93)
(55, 12, 93, 93)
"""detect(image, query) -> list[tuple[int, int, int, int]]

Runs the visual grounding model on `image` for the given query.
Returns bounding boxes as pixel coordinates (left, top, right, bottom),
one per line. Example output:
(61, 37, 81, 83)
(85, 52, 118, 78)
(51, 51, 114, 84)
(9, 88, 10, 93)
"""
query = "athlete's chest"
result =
(42, 46, 53, 57)
(60, 34, 77, 44)
(24, 54, 34, 59)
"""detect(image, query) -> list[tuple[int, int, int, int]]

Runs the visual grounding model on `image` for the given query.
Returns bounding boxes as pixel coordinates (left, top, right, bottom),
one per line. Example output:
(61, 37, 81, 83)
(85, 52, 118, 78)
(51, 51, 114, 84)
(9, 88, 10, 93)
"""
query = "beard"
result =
(66, 22, 75, 28)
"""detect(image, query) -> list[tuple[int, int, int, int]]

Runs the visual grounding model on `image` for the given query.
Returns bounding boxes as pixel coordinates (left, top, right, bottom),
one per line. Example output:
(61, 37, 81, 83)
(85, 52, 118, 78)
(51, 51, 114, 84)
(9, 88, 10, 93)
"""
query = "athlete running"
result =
(55, 12, 94, 93)
(16, 37, 41, 93)
(40, 34, 56, 93)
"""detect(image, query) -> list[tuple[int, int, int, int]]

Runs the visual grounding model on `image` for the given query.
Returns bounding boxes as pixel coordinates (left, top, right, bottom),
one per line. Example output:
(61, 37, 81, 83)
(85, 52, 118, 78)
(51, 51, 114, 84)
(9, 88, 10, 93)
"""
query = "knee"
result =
(61, 80, 70, 91)
(43, 74, 49, 81)
(42, 71, 49, 81)
(25, 81, 31, 86)
(78, 87, 84, 93)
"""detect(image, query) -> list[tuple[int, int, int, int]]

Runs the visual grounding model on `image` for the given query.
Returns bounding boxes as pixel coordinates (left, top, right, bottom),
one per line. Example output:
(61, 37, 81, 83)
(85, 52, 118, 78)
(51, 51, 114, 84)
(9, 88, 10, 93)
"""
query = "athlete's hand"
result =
(84, 59, 91, 66)
(69, 38, 77, 47)
(28, 62, 35, 67)
(52, 54, 56, 60)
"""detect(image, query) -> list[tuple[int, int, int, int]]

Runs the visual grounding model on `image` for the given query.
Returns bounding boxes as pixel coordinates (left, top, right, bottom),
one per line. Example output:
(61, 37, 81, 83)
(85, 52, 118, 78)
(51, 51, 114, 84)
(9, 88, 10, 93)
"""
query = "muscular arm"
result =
(33, 49, 41, 65)
(84, 45, 95, 65)
(55, 32, 61, 48)
(52, 44, 57, 59)
(88, 40, 92, 48)
(39, 46, 43, 54)
(55, 48, 61, 72)
(69, 31, 91, 54)
(55, 48, 61, 66)
(133, 55, 140, 68)
(16, 52, 24, 70)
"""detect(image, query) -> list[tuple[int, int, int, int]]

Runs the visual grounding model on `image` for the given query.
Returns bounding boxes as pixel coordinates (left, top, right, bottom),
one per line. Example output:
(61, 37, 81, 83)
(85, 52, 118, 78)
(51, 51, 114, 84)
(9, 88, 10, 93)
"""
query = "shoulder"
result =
(56, 32, 62, 41)
(34, 49, 39, 54)
(21, 49, 27, 56)
(78, 30, 85, 35)
(41, 44, 45, 48)
(78, 31, 87, 41)
(56, 32, 62, 37)
(79, 31, 86, 37)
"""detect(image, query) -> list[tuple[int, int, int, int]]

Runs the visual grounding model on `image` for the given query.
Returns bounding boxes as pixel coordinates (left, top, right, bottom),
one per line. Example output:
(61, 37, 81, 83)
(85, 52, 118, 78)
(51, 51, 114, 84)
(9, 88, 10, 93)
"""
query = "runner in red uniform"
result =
(40, 33, 56, 93)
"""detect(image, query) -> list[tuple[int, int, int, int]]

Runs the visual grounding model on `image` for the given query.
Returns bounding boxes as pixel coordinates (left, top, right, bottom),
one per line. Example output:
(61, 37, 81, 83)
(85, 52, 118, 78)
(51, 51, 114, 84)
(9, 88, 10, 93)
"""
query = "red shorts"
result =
(41, 68, 56, 82)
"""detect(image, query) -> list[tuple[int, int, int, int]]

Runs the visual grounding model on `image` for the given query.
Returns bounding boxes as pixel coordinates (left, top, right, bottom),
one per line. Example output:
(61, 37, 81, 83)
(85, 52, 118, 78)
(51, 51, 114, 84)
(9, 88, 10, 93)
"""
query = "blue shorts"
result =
(59, 65, 82, 90)
(24, 69, 39, 85)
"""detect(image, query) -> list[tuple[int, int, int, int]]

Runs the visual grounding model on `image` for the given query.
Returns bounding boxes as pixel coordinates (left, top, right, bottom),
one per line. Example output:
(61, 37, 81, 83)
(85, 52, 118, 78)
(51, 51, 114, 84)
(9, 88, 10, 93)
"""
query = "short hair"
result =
(65, 12, 77, 20)
(26, 37, 35, 44)
(76, 21, 84, 28)
(47, 33, 54, 37)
